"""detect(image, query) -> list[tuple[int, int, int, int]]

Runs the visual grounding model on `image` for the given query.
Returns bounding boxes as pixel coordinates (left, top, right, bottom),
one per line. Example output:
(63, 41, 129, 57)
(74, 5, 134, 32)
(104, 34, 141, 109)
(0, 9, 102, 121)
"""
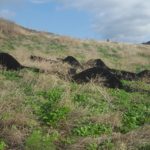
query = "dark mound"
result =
(137, 70, 150, 78)
(72, 67, 123, 88)
(0, 53, 22, 70)
(62, 56, 83, 69)
(84, 59, 109, 69)
(84, 59, 137, 80)
(110, 69, 137, 80)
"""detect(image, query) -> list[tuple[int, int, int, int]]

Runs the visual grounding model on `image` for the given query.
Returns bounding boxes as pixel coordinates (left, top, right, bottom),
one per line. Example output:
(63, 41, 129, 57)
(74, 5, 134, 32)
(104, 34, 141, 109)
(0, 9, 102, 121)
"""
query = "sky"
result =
(0, 0, 150, 43)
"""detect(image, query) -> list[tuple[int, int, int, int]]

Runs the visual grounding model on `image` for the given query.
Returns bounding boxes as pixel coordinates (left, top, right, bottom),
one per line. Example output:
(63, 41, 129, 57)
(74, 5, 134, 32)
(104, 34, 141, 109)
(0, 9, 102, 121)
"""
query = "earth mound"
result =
(62, 56, 83, 69)
(84, 59, 109, 69)
(137, 70, 150, 78)
(72, 67, 123, 88)
(83, 58, 137, 80)
(0, 53, 22, 70)
(110, 69, 137, 80)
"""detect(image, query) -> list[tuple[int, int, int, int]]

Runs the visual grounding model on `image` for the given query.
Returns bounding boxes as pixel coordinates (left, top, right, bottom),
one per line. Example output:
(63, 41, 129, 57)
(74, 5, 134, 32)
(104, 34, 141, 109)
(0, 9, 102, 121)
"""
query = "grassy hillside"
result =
(0, 19, 150, 150)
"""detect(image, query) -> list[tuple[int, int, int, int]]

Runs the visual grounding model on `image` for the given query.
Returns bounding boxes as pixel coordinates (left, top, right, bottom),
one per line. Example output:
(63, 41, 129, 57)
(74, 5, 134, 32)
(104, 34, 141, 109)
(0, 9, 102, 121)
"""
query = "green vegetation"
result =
(25, 130, 57, 150)
(110, 89, 149, 133)
(0, 58, 150, 150)
(37, 88, 70, 126)
(0, 19, 150, 149)
(72, 122, 112, 137)
(0, 140, 6, 150)
(1, 70, 21, 81)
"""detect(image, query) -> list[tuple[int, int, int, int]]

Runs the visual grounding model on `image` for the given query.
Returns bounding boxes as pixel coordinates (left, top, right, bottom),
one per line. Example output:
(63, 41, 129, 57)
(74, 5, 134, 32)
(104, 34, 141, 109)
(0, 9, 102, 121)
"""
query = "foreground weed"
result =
(86, 139, 115, 150)
(1, 70, 21, 81)
(25, 130, 57, 150)
(73, 93, 89, 107)
(86, 143, 98, 150)
(110, 89, 149, 133)
(89, 100, 110, 114)
(98, 139, 115, 150)
(38, 88, 70, 126)
(120, 103, 149, 133)
(138, 144, 150, 150)
(73, 122, 112, 137)
(0, 140, 6, 150)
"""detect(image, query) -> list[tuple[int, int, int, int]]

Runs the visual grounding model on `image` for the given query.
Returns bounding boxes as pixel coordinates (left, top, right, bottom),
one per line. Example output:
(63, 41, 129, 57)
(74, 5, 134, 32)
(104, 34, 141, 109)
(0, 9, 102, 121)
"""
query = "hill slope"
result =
(0, 19, 150, 150)
(0, 18, 150, 72)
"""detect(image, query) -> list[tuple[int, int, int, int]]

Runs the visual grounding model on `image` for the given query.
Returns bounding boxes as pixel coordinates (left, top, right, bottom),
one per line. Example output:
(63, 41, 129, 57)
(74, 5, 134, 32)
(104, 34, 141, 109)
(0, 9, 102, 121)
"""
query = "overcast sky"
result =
(0, 0, 150, 43)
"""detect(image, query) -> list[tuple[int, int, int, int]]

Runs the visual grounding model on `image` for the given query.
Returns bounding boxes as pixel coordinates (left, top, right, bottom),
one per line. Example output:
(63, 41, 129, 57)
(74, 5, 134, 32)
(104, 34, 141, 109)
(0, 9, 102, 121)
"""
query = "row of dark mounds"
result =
(0, 53, 150, 89)
(142, 41, 150, 45)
